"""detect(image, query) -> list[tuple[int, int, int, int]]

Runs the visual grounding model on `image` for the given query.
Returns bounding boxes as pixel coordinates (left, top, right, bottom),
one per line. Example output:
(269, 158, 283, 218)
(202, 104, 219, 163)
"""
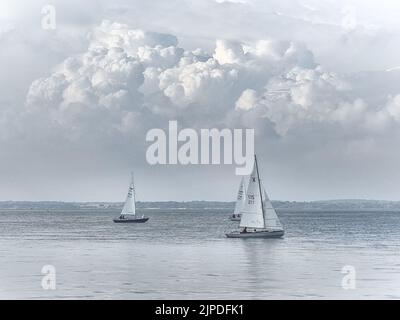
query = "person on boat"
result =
(242, 227, 247, 233)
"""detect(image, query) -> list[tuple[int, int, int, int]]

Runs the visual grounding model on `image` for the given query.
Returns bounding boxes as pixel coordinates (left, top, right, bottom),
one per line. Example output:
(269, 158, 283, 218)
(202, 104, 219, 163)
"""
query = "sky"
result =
(1, 0, 400, 202)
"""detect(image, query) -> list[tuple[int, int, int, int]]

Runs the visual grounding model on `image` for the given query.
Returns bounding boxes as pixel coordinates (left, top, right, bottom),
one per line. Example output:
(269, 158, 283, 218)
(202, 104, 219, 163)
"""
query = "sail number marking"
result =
(248, 194, 255, 205)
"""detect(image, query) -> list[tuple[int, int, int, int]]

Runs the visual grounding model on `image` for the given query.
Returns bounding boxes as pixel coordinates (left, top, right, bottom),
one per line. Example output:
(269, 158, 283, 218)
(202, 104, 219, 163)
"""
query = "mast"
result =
(131, 172, 136, 216)
(255, 154, 268, 229)
(254, 154, 265, 219)
(131, 171, 135, 201)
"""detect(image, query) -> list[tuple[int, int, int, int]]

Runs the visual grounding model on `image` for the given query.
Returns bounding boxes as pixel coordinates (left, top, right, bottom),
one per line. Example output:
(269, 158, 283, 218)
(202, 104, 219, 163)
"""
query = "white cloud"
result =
(1, 0, 400, 201)
(386, 94, 400, 122)
(236, 89, 258, 111)
(22, 22, 323, 139)
(22, 20, 400, 144)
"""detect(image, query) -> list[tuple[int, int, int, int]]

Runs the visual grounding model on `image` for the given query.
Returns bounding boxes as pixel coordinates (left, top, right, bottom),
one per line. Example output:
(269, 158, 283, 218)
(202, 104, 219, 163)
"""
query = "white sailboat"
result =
(226, 155, 284, 238)
(229, 177, 247, 221)
(113, 173, 149, 223)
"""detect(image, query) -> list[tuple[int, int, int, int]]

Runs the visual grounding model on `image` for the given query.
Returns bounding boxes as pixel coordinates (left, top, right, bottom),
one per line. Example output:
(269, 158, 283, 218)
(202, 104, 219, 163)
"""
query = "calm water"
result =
(1, 209, 400, 299)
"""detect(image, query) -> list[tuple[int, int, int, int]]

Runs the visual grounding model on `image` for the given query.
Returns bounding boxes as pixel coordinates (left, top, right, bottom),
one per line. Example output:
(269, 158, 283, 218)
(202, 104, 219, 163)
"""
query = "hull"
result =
(113, 217, 149, 223)
(226, 229, 284, 238)
(229, 215, 241, 221)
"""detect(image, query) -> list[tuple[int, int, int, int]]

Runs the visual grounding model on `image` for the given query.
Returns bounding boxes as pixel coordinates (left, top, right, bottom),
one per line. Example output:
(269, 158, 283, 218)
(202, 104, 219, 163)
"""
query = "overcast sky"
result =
(1, 0, 400, 202)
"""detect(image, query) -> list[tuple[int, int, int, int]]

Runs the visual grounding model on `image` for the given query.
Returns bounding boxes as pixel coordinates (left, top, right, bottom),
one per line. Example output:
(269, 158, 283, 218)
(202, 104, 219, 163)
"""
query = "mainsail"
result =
(121, 174, 136, 216)
(239, 155, 283, 230)
(239, 156, 265, 229)
(233, 177, 247, 216)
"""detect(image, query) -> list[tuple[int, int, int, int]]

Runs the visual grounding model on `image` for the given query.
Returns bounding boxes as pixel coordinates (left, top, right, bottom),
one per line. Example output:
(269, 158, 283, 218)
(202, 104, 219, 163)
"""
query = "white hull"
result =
(226, 229, 284, 238)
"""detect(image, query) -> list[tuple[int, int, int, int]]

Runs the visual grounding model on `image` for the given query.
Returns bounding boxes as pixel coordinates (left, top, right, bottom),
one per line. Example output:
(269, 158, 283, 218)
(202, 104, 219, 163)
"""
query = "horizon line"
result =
(1, 198, 400, 203)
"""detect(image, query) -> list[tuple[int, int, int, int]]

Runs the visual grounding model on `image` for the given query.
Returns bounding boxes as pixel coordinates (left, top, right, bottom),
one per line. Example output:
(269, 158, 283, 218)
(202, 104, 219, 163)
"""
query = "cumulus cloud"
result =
(234, 64, 400, 138)
(234, 66, 353, 135)
(22, 20, 400, 145)
(23, 21, 317, 137)
(386, 95, 400, 122)
(2, 13, 400, 201)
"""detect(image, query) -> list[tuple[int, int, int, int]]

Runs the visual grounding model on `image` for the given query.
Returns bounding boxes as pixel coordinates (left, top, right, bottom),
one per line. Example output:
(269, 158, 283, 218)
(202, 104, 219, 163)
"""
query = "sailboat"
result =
(113, 173, 149, 223)
(226, 155, 284, 238)
(229, 177, 247, 221)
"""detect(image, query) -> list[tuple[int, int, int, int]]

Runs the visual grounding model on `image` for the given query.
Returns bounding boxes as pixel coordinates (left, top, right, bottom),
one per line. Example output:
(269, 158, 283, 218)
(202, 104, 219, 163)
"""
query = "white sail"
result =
(239, 155, 283, 231)
(262, 187, 283, 230)
(121, 174, 136, 215)
(233, 177, 246, 215)
(239, 158, 265, 229)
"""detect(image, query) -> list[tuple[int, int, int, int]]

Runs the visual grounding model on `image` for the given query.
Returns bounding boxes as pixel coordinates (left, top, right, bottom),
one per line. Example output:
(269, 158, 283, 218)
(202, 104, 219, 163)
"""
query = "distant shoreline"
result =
(1, 200, 400, 211)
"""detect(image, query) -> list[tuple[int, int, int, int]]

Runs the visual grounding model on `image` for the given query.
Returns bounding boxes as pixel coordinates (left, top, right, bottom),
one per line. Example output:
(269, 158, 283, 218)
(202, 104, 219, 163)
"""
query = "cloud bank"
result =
(1, 0, 400, 201)
(24, 21, 400, 143)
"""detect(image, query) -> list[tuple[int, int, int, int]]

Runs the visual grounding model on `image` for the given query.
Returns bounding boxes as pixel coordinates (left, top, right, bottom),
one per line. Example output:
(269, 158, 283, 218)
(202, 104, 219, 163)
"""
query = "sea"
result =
(1, 208, 400, 299)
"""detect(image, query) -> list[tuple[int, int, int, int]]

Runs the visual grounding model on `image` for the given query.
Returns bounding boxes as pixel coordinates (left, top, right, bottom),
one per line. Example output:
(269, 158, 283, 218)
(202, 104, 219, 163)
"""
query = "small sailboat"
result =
(229, 177, 247, 221)
(226, 155, 284, 238)
(113, 173, 149, 223)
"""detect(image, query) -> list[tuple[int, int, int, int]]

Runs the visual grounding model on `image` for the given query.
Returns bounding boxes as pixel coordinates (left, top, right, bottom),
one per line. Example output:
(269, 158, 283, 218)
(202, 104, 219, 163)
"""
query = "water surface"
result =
(1, 209, 400, 299)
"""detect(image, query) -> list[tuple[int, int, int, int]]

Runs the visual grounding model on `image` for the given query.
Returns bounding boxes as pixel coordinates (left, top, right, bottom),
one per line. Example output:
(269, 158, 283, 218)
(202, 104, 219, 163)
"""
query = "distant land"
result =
(1, 200, 400, 211)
